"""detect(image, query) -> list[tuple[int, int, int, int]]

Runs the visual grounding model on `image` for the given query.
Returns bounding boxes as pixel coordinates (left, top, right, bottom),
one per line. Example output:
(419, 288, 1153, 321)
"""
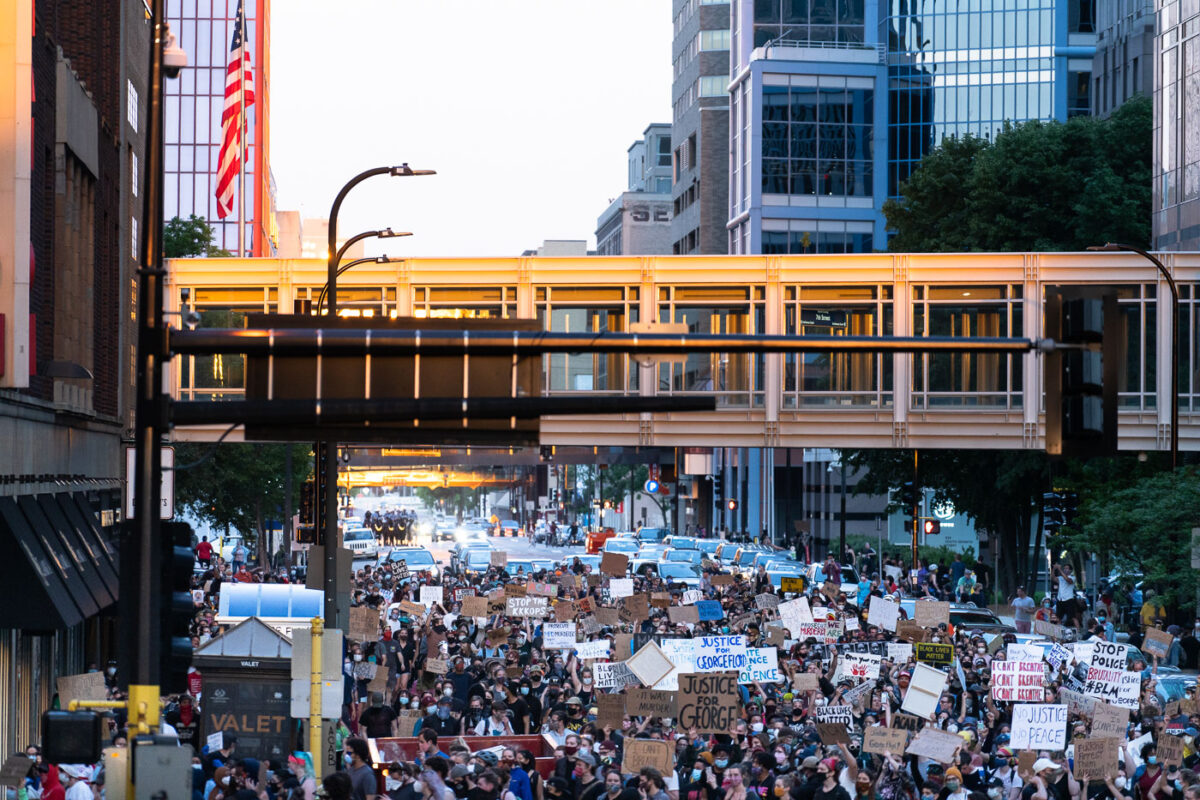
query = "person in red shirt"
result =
(196, 536, 213, 567)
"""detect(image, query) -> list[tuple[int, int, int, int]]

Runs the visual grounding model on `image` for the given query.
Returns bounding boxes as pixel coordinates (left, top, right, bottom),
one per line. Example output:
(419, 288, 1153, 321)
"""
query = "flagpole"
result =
(236, 0, 246, 257)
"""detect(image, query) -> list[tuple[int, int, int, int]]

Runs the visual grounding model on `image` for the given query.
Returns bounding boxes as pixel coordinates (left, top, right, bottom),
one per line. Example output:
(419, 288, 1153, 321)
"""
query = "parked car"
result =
(602, 539, 640, 555)
(495, 520, 522, 537)
(804, 562, 861, 596)
(663, 536, 699, 550)
(763, 559, 807, 590)
(636, 562, 702, 588)
(461, 548, 494, 576)
(450, 541, 491, 571)
(634, 527, 671, 542)
(895, 599, 1015, 635)
(504, 558, 555, 576)
(663, 549, 703, 566)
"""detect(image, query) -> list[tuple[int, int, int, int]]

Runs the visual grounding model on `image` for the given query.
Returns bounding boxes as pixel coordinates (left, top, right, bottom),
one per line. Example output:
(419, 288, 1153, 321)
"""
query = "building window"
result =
(761, 82, 874, 198)
(131, 150, 139, 197)
(658, 135, 671, 167)
(699, 76, 727, 97)
(1067, 70, 1091, 118)
(700, 29, 731, 51)
(132, 216, 139, 259)
(753, 0, 865, 47)
(127, 80, 138, 132)
(1068, 0, 1096, 33)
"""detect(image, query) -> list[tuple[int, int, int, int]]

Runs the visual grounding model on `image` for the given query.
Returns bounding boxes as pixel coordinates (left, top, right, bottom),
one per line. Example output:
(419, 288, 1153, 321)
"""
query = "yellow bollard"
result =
(309, 616, 324, 779)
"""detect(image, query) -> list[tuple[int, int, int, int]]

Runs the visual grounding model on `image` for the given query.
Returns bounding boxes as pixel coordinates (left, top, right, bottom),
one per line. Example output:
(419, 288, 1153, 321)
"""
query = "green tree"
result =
(413, 485, 486, 520)
(163, 214, 233, 258)
(173, 442, 312, 565)
(884, 95, 1151, 252)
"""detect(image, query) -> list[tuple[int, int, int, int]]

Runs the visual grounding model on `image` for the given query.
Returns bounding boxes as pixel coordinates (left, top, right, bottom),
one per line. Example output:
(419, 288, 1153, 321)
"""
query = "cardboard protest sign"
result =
(906, 727, 964, 763)
(1143, 628, 1174, 659)
(677, 672, 739, 732)
(527, 581, 558, 598)
(595, 607, 621, 627)
(1046, 643, 1072, 673)
(711, 574, 735, 586)
(1010, 704, 1067, 750)
(554, 601, 578, 621)
(914, 601, 950, 628)
(1085, 642, 1139, 708)
(694, 635, 747, 673)
(367, 665, 390, 693)
(1073, 738, 1120, 781)
(628, 687, 677, 717)
(1157, 731, 1185, 768)
(594, 661, 639, 689)
(601, 552, 629, 576)
(505, 584, 528, 599)
(396, 709, 420, 737)
(625, 641, 677, 688)
(793, 621, 828, 642)
(651, 592, 672, 608)
(348, 607, 379, 642)
(756, 593, 780, 610)
(543, 622, 578, 649)
(619, 594, 650, 624)
(780, 576, 806, 593)
(913, 642, 954, 668)
(622, 740, 674, 774)
(668, 605, 700, 624)
(1090, 702, 1129, 739)
(1017, 752, 1037, 780)
(891, 713, 925, 733)
(425, 658, 449, 675)
(864, 727, 909, 756)
(487, 590, 507, 615)
(1005, 643, 1044, 662)
(816, 722, 851, 745)
(867, 596, 900, 632)
(613, 633, 634, 661)
(575, 596, 595, 614)
(901, 662, 948, 720)
(461, 595, 489, 617)
(579, 614, 602, 635)
(487, 626, 511, 646)
(0, 756, 34, 787)
(991, 661, 1045, 702)
(596, 692, 626, 728)
(896, 620, 928, 643)
(766, 628, 787, 648)
(695, 601, 724, 621)
(57, 671, 108, 703)
(814, 704, 852, 744)
(739, 648, 782, 684)
(491, 550, 508, 567)
(681, 589, 702, 605)
(793, 672, 821, 693)
(506, 596, 549, 618)
(1033, 619, 1068, 640)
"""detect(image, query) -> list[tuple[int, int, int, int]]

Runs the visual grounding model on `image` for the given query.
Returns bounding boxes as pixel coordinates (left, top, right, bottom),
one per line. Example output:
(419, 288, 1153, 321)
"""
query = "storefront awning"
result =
(0, 496, 85, 629)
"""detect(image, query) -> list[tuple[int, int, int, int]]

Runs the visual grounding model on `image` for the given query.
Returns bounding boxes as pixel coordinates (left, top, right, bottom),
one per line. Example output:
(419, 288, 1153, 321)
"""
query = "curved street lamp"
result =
(1087, 242, 1179, 469)
(326, 164, 435, 317)
(315, 254, 406, 316)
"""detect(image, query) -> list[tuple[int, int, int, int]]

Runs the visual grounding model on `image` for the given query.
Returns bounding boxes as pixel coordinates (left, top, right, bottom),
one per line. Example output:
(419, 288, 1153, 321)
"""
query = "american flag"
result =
(215, 0, 255, 220)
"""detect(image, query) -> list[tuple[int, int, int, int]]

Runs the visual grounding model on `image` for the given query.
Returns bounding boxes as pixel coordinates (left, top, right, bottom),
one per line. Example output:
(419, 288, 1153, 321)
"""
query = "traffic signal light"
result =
(1044, 287, 1119, 458)
(1042, 491, 1065, 536)
(922, 519, 941, 535)
(727, 499, 739, 512)
(712, 474, 723, 500)
(898, 482, 919, 530)
(314, 443, 330, 545)
(300, 478, 315, 525)
(160, 522, 195, 694)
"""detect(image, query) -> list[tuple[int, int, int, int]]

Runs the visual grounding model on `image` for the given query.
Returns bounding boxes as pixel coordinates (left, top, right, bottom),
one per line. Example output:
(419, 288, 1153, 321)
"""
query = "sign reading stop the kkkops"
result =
(125, 446, 175, 519)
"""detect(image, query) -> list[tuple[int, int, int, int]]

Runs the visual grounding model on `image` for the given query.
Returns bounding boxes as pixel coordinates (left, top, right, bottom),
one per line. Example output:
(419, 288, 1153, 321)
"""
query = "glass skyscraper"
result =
(728, 0, 1098, 254)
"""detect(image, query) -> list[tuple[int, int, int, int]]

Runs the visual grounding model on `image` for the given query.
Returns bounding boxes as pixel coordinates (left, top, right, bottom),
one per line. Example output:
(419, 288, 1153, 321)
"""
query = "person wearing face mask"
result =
(937, 768, 969, 800)
(564, 698, 587, 733)
(680, 758, 719, 800)
(571, 664, 595, 707)
(747, 752, 777, 800)
(1136, 745, 1163, 799)
(573, 753, 604, 800)
(360, 691, 399, 738)
(518, 678, 543, 731)
(343, 738, 377, 800)
(448, 658, 473, 703)
(473, 702, 515, 737)
(988, 750, 1022, 800)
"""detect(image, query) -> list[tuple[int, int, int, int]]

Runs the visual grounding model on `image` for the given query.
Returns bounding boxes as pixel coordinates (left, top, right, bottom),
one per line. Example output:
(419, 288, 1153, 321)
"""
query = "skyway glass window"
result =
(657, 286, 765, 408)
(753, 0, 865, 46)
(538, 290, 637, 393)
(912, 285, 1022, 408)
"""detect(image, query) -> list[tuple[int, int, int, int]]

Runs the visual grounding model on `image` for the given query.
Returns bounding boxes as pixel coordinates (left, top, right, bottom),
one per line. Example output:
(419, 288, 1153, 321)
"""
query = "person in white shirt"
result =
(59, 765, 92, 800)
(1054, 563, 1079, 626)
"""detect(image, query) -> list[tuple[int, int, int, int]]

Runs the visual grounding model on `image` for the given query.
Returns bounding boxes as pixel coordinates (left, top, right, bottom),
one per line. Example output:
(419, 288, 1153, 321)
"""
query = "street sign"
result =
(644, 479, 660, 493)
(124, 446, 175, 520)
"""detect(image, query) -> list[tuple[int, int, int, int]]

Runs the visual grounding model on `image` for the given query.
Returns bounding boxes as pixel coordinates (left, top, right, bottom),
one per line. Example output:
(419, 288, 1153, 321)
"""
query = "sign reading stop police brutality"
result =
(694, 635, 748, 673)
(1085, 642, 1138, 707)
(991, 660, 1045, 702)
(677, 673, 739, 732)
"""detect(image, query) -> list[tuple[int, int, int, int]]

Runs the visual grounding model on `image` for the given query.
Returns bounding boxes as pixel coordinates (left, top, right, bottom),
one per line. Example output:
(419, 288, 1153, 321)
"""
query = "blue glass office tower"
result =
(727, 1, 1098, 254)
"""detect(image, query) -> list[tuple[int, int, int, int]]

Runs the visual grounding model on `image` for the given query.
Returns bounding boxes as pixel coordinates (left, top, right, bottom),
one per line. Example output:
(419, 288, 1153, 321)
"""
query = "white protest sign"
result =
(694, 635, 748, 673)
(867, 597, 900, 632)
(610, 578, 634, 599)
(207, 731, 223, 752)
(1046, 644, 1071, 672)
(888, 643, 914, 663)
(1010, 704, 1067, 750)
(991, 661, 1045, 702)
(420, 586, 443, 607)
(1113, 671, 1141, 709)
(845, 616, 860, 631)
(542, 623, 577, 649)
(594, 660, 639, 689)
(653, 638, 696, 691)
(739, 647, 781, 684)
(682, 590, 702, 605)
(575, 640, 611, 660)
(778, 597, 814, 633)
(1005, 643, 1045, 662)
(1073, 641, 1096, 666)
(901, 662, 948, 720)
(1085, 641, 1136, 707)
(505, 596, 550, 618)
(841, 652, 882, 682)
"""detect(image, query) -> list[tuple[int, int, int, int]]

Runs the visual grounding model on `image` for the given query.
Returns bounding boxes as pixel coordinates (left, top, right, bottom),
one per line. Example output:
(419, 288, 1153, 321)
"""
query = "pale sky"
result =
(270, 1, 673, 257)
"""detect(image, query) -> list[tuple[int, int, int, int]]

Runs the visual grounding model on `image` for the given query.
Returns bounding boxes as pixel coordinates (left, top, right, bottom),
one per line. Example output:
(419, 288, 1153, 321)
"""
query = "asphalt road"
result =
(354, 533, 584, 567)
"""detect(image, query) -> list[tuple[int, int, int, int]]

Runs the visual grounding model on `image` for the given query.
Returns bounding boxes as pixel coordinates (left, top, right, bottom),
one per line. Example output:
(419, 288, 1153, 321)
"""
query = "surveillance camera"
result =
(184, 310, 201, 328)
(162, 29, 187, 79)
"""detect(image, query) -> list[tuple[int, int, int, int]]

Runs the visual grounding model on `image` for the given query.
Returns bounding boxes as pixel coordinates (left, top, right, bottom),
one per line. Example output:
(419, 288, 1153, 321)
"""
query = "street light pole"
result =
(1088, 243, 1179, 469)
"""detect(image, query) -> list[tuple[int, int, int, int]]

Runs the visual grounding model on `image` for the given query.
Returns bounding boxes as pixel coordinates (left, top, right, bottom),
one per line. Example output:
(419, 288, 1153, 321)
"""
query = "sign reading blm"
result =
(677, 672, 739, 733)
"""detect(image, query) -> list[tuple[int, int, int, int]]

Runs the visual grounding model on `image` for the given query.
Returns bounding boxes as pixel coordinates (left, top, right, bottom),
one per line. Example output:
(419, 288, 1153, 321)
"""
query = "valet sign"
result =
(124, 446, 175, 520)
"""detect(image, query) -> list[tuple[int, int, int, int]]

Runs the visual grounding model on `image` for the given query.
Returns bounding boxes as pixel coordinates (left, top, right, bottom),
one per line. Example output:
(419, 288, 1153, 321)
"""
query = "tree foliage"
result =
(163, 214, 233, 258)
(413, 486, 487, 520)
(174, 443, 312, 564)
(884, 95, 1151, 252)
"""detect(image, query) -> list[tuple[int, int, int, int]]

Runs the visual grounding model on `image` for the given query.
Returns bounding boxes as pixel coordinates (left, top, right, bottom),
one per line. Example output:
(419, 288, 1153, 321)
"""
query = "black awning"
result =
(33, 495, 115, 610)
(49, 493, 119, 602)
(63, 493, 120, 573)
(15, 496, 99, 618)
(0, 497, 85, 629)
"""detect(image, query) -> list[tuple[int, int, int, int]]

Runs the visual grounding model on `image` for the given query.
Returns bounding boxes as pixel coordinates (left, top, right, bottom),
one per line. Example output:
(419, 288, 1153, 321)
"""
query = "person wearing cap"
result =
(989, 750, 1021, 800)
(680, 753, 720, 800)
(419, 695, 461, 738)
(1022, 760, 1060, 800)
(572, 752, 603, 800)
(813, 758, 849, 800)
(473, 701, 514, 737)
(58, 766, 90, 800)
(564, 697, 587, 733)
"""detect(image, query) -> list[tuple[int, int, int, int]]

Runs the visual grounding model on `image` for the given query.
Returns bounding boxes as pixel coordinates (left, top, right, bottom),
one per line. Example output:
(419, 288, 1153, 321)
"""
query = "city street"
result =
(354, 533, 584, 569)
